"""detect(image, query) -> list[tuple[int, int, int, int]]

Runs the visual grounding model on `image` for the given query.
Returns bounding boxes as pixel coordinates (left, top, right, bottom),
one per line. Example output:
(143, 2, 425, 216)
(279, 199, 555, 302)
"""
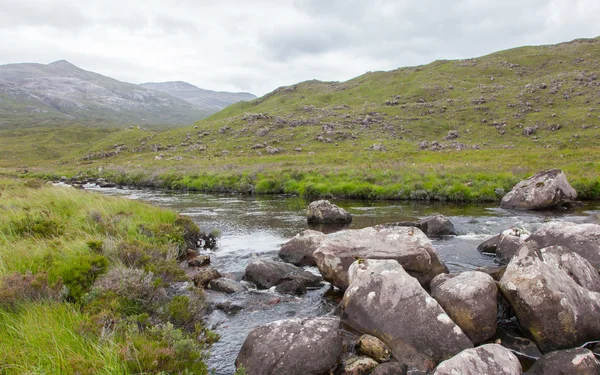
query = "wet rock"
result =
(526, 348, 600, 374)
(235, 316, 342, 375)
(526, 221, 600, 272)
(496, 233, 526, 264)
(278, 230, 326, 267)
(208, 278, 247, 294)
(243, 259, 322, 289)
(431, 271, 497, 344)
(215, 301, 245, 314)
(432, 344, 522, 375)
(191, 266, 221, 287)
(500, 169, 577, 210)
(498, 243, 600, 352)
(429, 273, 457, 290)
(275, 280, 307, 295)
(477, 235, 500, 253)
(358, 334, 392, 363)
(494, 326, 542, 369)
(341, 259, 472, 372)
(341, 356, 379, 375)
(418, 214, 458, 237)
(371, 362, 408, 375)
(315, 226, 447, 291)
(307, 200, 352, 224)
(476, 265, 507, 281)
(188, 255, 210, 267)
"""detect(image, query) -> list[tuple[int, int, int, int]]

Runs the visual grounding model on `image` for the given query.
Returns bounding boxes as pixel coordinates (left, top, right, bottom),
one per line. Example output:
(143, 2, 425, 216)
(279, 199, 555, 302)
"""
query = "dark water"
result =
(86, 186, 600, 374)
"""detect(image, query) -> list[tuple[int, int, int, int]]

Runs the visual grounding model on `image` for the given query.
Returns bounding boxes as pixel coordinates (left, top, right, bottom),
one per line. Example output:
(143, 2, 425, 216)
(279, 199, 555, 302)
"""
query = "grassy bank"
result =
(0, 179, 218, 374)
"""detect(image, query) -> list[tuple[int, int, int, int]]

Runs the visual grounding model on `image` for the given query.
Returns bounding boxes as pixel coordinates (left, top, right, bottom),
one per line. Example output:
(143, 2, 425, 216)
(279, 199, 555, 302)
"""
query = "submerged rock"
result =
(431, 271, 498, 344)
(498, 243, 600, 352)
(526, 348, 600, 375)
(278, 229, 326, 266)
(314, 226, 447, 291)
(235, 316, 342, 375)
(341, 259, 472, 371)
(500, 169, 577, 210)
(306, 200, 352, 224)
(432, 344, 522, 375)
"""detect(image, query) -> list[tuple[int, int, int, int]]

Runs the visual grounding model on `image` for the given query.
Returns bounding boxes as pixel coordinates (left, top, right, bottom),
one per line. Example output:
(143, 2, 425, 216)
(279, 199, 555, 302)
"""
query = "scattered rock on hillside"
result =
(431, 271, 498, 344)
(432, 344, 522, 375)
(500, 169, 577, 210)
(341, 259, 472, 371)
(498, 243, 600, 352)
(307, 200, 352, 224)
(279, 230, 326, 267)
(525, 348, 600, 375)
(314, 226, 448, 290)
(235, 316, 342, 375)
(444, 130, 459, 140)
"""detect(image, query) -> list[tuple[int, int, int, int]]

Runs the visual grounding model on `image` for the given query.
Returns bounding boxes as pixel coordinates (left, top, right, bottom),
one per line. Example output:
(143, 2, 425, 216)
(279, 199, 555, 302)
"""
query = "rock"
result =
(275, 280, 307, 295)
(188, 255, 210, 267)
(444, 130, 459, 140)
(235, 316, 342, 375)
(429, 273, 457, 290)
(494, 326, 542, 368)
(358, 334, 392, 363)
(341, 259, 473, 371)
(526, 221, 600, 272)
(215, 301, 245, 314)
(477, 235, 500, 253)
(523, 126, 537, 136)
(307, 200, 352, 224)
(419, 215, 457, 237)
(498, 243, 600, 352)
(368, 143, 386, 152)
(278, 230, 326, 267)
(342, 356, 379, 375)
(266, 146, 280, 154)
(208, 278, 247, 294)
(315, 226, 448, 290)
(191, 266, 221, 287)
(526, 348, 600, 375)
(243, 259, 322, 289)
(500, 169, 577, 210)
(371, 362, 408, 375)
(496, 233, 526, 264)
(432, 344, 522, 375)
(476, 265, 507, 281)
(419, 141, 429, 150)
(431, 271, 498, 344)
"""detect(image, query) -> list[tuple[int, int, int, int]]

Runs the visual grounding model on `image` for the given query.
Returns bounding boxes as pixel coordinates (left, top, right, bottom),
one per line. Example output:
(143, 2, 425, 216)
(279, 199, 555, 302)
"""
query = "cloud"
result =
(0, 0, 599, 96)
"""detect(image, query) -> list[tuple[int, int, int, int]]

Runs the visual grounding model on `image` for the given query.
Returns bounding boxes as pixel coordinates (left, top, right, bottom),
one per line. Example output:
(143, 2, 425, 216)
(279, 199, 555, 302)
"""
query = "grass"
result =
(2, 37, 600, 202)
(0, 179, 215, 374)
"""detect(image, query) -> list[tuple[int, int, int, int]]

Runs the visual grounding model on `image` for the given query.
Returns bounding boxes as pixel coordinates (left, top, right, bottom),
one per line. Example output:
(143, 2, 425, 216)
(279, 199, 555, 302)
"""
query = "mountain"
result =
(141, 81, 255, 113)
(0, 61, 253, 128)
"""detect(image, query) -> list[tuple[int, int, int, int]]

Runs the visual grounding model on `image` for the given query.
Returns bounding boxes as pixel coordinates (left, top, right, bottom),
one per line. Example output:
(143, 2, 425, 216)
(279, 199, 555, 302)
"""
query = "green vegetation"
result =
(0, 179, 214, 374)
(3, 37, 600, 202)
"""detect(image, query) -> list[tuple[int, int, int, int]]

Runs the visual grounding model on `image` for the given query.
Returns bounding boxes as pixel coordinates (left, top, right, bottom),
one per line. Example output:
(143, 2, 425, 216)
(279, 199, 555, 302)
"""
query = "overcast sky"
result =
(1, 0, 599, 96)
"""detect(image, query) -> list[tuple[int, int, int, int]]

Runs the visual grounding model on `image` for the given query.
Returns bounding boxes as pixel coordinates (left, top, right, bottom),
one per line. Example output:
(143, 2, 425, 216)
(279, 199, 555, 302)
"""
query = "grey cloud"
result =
(0, 0, 87, 30)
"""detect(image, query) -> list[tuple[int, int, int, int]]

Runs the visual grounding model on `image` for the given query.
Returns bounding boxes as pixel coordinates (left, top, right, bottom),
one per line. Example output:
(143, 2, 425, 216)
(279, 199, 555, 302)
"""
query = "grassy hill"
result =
(5, 37, 600, 201)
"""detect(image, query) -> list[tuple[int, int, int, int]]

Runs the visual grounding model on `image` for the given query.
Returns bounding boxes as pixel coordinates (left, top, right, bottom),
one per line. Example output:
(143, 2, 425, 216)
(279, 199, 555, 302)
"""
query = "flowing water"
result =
(87, 186, 600, 374)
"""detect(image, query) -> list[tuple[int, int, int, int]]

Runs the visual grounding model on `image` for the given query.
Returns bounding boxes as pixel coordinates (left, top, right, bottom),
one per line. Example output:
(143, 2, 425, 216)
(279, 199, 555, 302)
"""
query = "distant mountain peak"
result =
(49, 60, 76, 67)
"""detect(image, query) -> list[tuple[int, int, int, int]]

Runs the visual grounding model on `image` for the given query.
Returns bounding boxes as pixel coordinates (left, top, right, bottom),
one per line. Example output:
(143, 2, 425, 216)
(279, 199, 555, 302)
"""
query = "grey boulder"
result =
(499, 244, 600, 352)
(526, 348, 600, 375)
(278, 230, 326, 266)
(235, 316, 342, 375)
(314, 226, 448, 291)
(307, 200, 352, 224)
(243, 259, 322, 289)
(500, 169, 577, 210)
(432, 344, 522, 375)
(341, 259, 473, 372)
(431, 271, 498, 344)
(208, 278, 247, 294)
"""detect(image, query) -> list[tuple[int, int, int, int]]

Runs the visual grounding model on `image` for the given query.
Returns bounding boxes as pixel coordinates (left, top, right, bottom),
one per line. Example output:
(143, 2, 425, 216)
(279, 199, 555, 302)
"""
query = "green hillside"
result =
(5, 37, 600, 201)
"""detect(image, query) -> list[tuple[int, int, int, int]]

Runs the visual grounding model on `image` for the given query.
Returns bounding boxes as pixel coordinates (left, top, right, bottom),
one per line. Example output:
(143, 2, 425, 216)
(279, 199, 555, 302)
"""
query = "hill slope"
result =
(8, 37, 600, 201)
(0, 61, 252, 128)
(141, 81, 255, 113)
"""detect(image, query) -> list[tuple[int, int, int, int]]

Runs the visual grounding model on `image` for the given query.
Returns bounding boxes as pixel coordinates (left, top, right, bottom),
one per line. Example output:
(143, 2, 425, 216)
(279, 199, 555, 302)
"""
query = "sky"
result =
(1, 0, 599, 96)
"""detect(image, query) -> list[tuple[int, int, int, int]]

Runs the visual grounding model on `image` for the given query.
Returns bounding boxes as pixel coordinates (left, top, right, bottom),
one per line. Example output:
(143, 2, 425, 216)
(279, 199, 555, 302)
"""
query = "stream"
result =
(87, 186, 600, 374)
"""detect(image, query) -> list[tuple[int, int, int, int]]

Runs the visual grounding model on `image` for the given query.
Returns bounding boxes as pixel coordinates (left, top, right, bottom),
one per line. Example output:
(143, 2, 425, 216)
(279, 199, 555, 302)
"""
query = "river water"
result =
(87, 186, 600, 374)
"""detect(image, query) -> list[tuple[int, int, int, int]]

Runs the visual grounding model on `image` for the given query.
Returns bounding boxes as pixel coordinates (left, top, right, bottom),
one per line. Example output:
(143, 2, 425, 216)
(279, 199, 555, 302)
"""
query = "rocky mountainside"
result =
(141, 81, 255, 113)
(0, 61, 253, 128)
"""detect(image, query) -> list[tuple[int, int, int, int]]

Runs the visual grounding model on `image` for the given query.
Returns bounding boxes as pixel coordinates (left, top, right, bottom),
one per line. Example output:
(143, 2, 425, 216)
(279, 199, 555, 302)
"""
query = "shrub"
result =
(0, 272, 64, 310)
(52, 254, 108, 303)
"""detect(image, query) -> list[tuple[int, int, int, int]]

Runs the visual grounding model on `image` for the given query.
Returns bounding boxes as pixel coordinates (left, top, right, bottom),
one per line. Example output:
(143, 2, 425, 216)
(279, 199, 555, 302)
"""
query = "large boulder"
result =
(419, 214, 458, 237)
(244, 259, 322, 289)
(431, 271, 498, 344)
(278, 230, 326, 266)
(499, 244, 600, 352)
(314, 226, 448, 290)
(341, 259, 473, 372)
(235, 316, 342, 375)
(307, 200, 352, 224)
(496, 233, 526, 264)
(526, 348, 600, 375)
(500, 169, 577, 210)
(526, 221, 600, 272)
(432, 344, 522, 375)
